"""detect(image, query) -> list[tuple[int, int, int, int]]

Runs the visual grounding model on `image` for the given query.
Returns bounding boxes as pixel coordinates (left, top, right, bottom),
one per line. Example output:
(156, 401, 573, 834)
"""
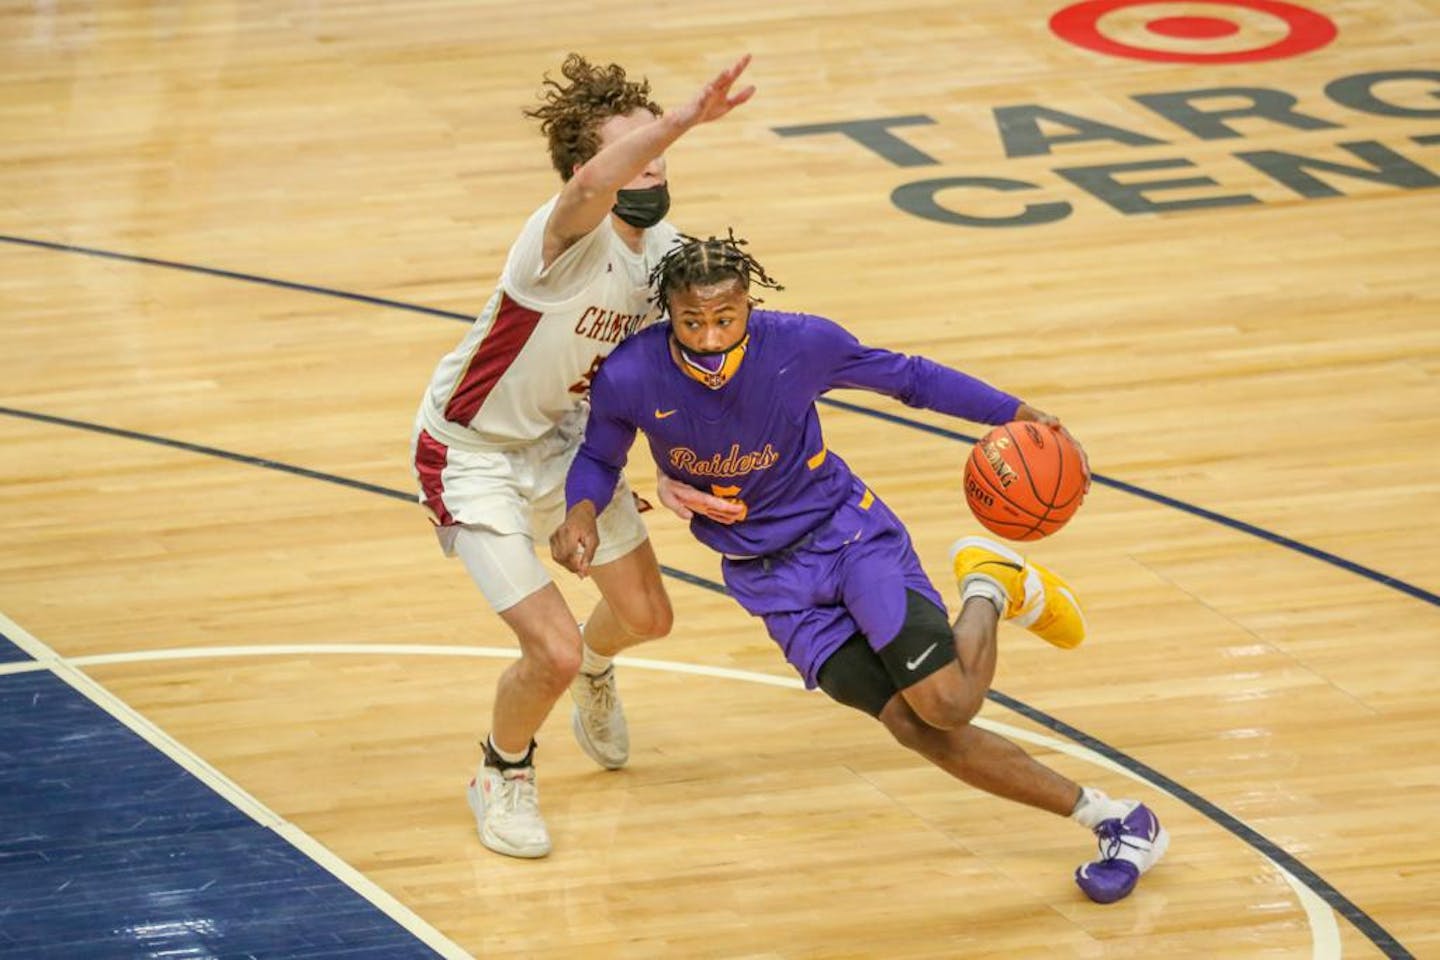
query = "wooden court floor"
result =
(2, 1, 1437, 957)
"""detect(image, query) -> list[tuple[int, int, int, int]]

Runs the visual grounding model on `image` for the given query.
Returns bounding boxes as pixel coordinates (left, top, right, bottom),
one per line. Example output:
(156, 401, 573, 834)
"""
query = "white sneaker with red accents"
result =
(466, 762, 551, 858)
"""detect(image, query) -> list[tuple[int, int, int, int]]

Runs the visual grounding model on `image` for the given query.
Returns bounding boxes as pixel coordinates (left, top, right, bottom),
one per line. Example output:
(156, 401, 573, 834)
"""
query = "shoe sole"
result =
(1075, 823, 1170, 903)
(950, 535, 1026, 568)
(570, 706, 628, 771)
(466, 783, 550, 859)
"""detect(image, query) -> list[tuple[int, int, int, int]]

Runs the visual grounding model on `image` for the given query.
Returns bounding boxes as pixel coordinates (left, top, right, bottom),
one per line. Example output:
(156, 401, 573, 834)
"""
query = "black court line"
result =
(0, 234, 475, 323)
(3, 233, 1432, 610)
(0, 406, 723, 597)
(991, 689, 1411, 958)
(0, 410, 1413, 960)
(0, 234, 1420, 957)
(817, 396, 1439, 608)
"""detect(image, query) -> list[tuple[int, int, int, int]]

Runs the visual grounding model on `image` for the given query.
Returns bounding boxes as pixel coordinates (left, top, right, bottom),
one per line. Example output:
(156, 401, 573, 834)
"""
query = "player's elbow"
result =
(565, 165, 615, 206)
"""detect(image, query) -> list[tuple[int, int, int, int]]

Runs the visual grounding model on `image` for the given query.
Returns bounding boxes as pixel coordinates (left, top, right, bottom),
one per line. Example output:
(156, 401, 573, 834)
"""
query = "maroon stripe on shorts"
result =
(443, 293, 543, 424)
(414, 429, 455, 526)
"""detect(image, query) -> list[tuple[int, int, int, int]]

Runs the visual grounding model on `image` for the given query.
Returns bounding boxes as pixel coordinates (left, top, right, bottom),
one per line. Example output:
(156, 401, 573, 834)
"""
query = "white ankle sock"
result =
(962, 575, 1007, 616)
(580, 641, 613, 677)
(1070, 786, 1132, 829)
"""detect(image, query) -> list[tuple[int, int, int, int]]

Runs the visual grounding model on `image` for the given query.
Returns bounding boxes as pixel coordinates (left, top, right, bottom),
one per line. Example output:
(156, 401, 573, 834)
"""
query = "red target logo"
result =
(1051, 0, 1338, 63)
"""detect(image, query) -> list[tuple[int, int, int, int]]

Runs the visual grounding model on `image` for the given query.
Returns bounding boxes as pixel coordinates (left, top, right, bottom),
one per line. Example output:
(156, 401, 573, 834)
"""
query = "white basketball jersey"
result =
(417, 196, 679, 451)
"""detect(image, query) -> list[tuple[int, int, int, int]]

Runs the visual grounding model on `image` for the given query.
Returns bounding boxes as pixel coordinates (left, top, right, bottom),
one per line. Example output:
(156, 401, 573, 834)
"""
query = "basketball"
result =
(963, 421, 1088, 540)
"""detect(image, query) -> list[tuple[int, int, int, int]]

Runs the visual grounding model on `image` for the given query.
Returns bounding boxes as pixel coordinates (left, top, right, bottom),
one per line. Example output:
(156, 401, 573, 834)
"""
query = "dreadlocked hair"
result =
(649, 230, 784, 315)
(524, 54, 662, 181)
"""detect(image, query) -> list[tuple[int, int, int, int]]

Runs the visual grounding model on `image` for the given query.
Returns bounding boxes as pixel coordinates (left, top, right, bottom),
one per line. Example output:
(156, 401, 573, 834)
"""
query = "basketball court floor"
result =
(1, 1, 1437, 957)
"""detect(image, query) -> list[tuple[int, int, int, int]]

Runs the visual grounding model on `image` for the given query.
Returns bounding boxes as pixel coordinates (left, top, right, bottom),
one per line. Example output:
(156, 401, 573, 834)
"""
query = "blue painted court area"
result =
(0, 631, 31, 662)
(0, 670, 442, 959)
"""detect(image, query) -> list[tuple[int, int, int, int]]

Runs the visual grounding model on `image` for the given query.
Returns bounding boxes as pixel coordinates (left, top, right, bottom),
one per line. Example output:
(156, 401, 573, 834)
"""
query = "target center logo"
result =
(1051, 0, 1338, 63)
(770, 5, 1436, 230)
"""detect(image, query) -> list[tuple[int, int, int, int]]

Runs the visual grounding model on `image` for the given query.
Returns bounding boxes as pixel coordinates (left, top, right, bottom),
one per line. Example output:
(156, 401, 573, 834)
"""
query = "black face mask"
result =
(612, 183, 670, 228)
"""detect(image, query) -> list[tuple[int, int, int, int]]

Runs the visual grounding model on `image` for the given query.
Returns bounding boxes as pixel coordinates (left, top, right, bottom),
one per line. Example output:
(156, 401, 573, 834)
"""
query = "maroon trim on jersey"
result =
(414, 429, 455, 526)
(443, 292, 544, 424)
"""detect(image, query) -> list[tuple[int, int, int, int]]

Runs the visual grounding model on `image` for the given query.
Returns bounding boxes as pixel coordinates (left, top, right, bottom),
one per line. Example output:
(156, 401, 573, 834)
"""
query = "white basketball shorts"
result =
(411, 424, 648, 612)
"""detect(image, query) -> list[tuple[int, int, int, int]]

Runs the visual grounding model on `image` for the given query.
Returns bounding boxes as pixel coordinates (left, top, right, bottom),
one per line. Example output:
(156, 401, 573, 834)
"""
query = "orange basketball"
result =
(963, 421, 1088, 541)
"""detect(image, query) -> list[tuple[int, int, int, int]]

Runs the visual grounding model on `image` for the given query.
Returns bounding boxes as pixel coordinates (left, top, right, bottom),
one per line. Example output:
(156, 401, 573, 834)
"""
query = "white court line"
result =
(0, 630, 1342, 959)
(0, 614, 471, 960)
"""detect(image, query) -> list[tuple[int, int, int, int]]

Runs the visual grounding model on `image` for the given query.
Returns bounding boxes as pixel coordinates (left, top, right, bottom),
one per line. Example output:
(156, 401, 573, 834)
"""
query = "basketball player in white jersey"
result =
(410, 54, 754, 858)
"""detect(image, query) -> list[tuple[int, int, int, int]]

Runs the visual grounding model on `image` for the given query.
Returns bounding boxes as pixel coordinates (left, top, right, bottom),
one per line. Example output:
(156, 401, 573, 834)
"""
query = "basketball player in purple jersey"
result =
(551, 234, 1167, 903)
(411, 57, 752, 859)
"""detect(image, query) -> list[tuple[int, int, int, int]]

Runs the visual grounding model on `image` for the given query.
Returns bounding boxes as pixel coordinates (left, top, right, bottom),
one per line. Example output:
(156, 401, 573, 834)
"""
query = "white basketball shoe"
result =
(1075, 802, 1169, 903)
(570, 664, 630, 770)
(467, 758, 551, 859)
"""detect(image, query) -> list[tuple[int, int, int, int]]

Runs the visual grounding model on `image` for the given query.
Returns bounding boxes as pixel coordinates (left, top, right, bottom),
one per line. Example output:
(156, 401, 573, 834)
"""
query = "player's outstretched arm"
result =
(544, 54, 755, 264)
(816, 318, 1023, 425)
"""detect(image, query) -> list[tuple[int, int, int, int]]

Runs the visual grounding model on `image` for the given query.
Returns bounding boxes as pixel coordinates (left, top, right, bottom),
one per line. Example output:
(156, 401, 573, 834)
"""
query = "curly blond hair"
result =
(524, 54, 663, 181)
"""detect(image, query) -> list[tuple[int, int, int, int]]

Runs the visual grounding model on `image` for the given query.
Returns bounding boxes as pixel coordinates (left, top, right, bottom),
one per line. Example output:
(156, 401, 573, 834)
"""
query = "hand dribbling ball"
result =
(964, 421, 1088, 540)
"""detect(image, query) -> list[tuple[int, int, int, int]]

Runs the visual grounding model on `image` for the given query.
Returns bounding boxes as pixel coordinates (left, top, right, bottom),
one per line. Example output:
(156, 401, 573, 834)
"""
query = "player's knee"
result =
(885, 595, 976, 729)
(879, 700, 933, 752)
(539, 649, 582, 695)
(518, 634, 583, 693)
(652, 599, 675, 638)
(623, 593, 674, 640)
(903, 675, 982, 731)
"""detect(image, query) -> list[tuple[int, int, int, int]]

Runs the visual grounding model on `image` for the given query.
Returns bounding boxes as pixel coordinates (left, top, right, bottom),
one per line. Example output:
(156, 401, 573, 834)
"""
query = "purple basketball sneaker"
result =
(1075, 802, 1169, 903)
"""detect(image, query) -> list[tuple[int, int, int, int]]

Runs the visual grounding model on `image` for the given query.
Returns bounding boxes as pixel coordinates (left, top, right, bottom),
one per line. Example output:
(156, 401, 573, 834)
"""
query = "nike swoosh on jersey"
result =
(654, 409, 678, 419)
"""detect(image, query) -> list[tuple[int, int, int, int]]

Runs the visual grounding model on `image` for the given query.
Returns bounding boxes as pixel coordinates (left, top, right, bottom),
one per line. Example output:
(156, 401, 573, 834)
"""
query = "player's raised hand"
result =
(668, 54, 755, 131)
(550, 502, 601, 576)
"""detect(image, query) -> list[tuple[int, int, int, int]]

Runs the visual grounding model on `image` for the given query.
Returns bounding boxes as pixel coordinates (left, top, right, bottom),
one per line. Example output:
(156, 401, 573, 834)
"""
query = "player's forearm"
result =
(565, 448, 622, 515)
(881, 354, 1021, 424)
(922, 360, 1021, 424)
(549, 115, 687, 242)
(582, 112, 687, 192)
